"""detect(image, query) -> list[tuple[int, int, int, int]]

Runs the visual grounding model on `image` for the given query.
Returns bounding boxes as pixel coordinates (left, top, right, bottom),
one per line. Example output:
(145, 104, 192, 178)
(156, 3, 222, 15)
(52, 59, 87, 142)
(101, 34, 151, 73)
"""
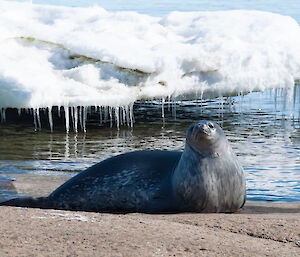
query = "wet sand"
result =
(0, 174, 299, 256)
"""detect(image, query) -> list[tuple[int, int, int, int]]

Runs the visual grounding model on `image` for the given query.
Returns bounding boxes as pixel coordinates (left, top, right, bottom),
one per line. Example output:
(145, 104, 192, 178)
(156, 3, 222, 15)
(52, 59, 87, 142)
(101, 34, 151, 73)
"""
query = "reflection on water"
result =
(0, 87, 299, 202)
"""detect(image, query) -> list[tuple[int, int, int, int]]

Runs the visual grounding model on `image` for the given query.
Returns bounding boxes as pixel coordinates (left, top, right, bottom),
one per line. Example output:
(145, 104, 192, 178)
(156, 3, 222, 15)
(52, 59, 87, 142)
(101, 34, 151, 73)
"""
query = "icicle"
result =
(33, 108, 37, 131)
(48, 107, 53, 133)
(79, 106, 83, 130)
(79, 106, 83, 131)
(115, 106, 120, 130)
(104, 106, 108, 123)
(161, 98, 165, 124)
(36, 108, 41, 130)
(109, 107, 113, 128)
(64, 106, 70, 133)
(1, 108, 6, 123)
(74, 107, 78, 133)
(119, 107, 123, 126)
(293, 86, 297, 107)
(125, 105, 130, 127)
(83, 106, 87, 133)
(71, 106, 75, 132)
(122, 106, 126, 126)
(99, 106, 103, 125)
(58, 107, 61, 118)
(129, 103, 134, 128)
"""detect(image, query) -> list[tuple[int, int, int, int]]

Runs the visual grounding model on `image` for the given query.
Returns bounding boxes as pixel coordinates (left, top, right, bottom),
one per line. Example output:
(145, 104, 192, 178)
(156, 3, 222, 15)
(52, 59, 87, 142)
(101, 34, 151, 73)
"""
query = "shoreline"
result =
(0, 174, 299, 256)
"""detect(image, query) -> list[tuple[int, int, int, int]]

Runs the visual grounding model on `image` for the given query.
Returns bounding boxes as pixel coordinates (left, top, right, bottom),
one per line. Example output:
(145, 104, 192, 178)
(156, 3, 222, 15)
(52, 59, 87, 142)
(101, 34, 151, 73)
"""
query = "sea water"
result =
(0, 0, 299, 202)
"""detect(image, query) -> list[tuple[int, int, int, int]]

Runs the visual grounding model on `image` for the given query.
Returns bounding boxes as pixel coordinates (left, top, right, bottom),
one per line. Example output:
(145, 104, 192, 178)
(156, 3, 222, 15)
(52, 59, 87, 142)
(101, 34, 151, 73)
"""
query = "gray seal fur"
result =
(2, 121, 246, 213)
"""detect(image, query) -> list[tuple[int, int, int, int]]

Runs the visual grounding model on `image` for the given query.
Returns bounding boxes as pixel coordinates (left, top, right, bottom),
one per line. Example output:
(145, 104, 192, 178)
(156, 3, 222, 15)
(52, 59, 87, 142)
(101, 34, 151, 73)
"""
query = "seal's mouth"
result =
(197, 126, 210, 136)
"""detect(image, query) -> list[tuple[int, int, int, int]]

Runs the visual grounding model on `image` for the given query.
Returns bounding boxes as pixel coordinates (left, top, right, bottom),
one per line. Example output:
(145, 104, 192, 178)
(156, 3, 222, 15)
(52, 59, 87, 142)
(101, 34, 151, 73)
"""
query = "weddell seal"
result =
(1, 121, 246, 213)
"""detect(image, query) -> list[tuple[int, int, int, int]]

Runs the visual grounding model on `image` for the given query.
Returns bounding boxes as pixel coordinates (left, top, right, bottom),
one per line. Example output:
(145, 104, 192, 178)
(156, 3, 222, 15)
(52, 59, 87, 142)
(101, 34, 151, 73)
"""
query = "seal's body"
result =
(2, 121, 246, 213)
(49, 150, 182, 213)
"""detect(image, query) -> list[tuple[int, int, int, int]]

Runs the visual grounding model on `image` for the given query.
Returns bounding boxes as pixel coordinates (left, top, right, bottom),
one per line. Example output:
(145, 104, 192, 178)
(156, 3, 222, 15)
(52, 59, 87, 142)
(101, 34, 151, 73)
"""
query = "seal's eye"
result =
(208, 123, 214, 129)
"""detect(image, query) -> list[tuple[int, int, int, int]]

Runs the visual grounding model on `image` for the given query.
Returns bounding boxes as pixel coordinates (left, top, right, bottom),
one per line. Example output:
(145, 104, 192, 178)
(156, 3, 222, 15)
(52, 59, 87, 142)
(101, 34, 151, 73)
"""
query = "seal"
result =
(1, 121, 246, 213)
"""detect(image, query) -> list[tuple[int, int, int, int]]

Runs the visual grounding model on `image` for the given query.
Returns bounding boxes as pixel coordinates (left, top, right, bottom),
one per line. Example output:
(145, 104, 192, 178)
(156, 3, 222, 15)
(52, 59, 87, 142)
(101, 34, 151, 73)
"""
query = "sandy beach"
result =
(0, 174, 298, 256)
(0, 1, 300, 256)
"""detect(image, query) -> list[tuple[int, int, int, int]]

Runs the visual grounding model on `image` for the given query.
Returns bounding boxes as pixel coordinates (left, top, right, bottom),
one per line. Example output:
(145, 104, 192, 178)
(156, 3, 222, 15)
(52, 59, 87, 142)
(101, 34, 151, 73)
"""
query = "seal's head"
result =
(186, 120, 226, 154)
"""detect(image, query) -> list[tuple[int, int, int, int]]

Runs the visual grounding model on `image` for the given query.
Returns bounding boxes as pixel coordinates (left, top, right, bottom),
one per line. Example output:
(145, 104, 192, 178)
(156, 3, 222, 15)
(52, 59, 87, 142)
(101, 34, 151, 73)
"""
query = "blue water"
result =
(1, 0, 299, 202)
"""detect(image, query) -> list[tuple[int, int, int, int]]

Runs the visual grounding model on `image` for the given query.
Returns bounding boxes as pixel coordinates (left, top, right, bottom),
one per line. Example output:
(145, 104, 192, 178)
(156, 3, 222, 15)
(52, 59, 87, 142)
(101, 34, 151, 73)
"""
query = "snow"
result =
(0, 1, 300, 130)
